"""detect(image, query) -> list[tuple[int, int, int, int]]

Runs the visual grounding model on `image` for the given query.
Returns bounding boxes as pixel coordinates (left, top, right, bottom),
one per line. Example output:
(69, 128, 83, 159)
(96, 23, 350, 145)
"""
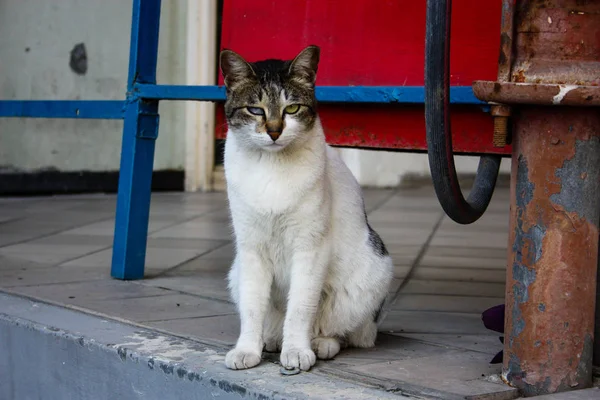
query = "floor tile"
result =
(377, 233, 432, 247)
(401, 280, 505, 298)
(426, 246, 508, 259)
(379, 196, 445, 210)
(61, 247, 204, 276)
(82, 293, 235, 322)
(343, 350, 511, 398)
(149, 219, 232, 240)
(331, 333, 455, 366)
(28, 234, 114, 247)
(398, 333, 502, 355)
(0, 214, 20, 224)
(0, 264, 111, 287)
(12, 280, 170, 302)
(142, 272, 230, 302)
(60, 218, 175, 236)
(0, 243, 106, 265)
(419, 254, 506, 269)
(391, 294, 503, 314)
(434, 230, 509, 244)
(0, 253, 55, 271)
(367, 210, 442, 226)
(0, 251, 89, 266)
(0, 218, 79, 236)
(169, 256, 232, 273)
(430, 235, 508, 249)
(439, 214, 509, 231)
(410, 266, 506, 283)
(362, 189, 396, 213)
(380, 310, 491, 335)
(148, 314, 240, 345)
(25, 210, 114, 225)
(372, 226, 433, 239)
(146, 237, 229, 251)
(193, 243, 235, 259)
(0, 232, 50, 248)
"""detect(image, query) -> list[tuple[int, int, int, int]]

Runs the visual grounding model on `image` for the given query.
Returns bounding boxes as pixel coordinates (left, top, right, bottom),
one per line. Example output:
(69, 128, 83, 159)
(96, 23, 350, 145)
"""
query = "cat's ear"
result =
(220, 49, 256, 90)
(288, 45, 320, 88)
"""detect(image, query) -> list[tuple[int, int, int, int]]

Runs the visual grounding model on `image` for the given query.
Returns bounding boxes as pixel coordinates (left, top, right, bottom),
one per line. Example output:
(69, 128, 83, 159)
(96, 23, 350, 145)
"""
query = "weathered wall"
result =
(0, 0, 187, 173)
(340, 150, 511, 187)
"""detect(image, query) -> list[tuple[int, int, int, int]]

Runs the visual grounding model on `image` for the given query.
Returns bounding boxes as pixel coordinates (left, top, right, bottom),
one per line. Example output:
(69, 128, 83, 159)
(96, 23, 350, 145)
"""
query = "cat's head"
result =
(220, 45, 320, 152)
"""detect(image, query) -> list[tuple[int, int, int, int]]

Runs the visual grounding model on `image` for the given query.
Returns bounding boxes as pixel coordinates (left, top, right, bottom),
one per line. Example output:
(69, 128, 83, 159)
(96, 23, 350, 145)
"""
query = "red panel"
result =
(216, 106, 503, 155)
(218, 0, 511, 155)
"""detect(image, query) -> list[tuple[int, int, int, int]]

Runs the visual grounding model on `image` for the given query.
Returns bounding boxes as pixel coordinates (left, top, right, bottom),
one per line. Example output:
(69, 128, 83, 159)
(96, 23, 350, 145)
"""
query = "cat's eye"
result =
(246, 107, 265, 116)
(284, 104, 301, 114)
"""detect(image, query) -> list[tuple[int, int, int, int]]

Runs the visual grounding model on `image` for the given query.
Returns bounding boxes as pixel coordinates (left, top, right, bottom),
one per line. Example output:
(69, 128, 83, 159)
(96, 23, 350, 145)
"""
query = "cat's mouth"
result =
(263, 142, 286, 152)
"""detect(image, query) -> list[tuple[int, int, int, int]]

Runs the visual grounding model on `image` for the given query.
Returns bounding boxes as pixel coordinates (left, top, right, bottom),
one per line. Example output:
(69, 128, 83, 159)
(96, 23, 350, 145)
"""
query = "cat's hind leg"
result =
(311, 336, 341, 360)
(347, 318, 378, 348)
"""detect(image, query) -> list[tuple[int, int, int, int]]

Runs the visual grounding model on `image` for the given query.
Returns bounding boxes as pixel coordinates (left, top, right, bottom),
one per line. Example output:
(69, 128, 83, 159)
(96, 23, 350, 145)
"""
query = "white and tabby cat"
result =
(220, 45, 393, 371)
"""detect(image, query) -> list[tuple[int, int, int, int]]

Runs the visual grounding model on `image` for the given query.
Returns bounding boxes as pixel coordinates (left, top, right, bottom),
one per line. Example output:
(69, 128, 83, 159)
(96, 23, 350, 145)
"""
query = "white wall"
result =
(339, 149, 511, 187)
(0, 0, 187, 173)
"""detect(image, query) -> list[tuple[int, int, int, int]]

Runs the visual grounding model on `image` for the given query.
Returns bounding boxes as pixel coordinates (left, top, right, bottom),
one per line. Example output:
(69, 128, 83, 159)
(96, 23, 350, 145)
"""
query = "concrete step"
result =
(0, 292, 427, 400)
(3, 291, 596, 400)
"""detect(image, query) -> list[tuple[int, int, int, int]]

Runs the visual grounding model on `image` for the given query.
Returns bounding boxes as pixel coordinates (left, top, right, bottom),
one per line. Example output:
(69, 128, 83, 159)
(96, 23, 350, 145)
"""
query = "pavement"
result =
(0, 185, 531, 399)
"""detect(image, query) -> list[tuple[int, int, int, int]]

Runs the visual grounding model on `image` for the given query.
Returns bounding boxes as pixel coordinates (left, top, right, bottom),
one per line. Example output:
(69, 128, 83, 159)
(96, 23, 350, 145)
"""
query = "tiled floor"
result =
(0, 186, 517, 398)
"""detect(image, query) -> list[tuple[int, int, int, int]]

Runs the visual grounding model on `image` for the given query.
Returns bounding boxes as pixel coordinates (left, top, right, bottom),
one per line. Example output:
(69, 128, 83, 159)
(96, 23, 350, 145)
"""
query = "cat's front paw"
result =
(225, 348, 261, 370)
(280, 347, 316, 371)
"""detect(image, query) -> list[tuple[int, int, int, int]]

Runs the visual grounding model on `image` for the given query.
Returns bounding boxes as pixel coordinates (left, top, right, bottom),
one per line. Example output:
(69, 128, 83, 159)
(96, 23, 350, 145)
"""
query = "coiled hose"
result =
(424, 0, 501, 224)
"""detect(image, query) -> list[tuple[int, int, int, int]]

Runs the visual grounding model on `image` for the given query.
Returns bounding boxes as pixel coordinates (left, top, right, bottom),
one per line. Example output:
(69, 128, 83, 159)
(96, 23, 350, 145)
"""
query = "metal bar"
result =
(111, 100, 159, 280)
(127, 0, 162, 89)
(0, 85, 484, 122)
(134, 83, 485, 104)
(473, 81, 600, 107)
(111, 0, 162, 280)
(0, 100, 125, 119)
(505, 107, 600, 396)
(0, 85, 485, 121)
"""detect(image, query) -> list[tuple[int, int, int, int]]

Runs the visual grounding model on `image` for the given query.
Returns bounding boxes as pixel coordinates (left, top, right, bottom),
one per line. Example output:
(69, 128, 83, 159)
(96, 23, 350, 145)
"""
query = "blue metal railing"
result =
(0, 0, 485, 280)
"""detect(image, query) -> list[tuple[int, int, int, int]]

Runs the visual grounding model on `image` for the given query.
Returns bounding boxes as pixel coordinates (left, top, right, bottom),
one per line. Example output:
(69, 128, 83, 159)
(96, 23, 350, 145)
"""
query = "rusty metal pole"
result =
(506, 108, 600, 395)
(473, 0, 600, 396)
(596, 246, 600, 368)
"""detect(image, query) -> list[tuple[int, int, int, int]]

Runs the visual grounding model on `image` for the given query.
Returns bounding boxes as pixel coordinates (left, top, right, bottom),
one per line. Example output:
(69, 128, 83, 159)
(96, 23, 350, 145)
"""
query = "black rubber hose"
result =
(424, 0, 501, 225)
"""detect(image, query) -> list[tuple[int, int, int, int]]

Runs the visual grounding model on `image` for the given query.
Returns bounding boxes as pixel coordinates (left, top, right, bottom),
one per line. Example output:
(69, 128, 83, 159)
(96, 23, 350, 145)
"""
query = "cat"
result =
(220, 45, 393, 371)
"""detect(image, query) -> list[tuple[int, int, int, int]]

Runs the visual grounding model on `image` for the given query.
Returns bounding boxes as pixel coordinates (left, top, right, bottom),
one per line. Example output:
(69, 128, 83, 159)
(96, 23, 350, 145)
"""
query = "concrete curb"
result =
(0, 292, 413, 400)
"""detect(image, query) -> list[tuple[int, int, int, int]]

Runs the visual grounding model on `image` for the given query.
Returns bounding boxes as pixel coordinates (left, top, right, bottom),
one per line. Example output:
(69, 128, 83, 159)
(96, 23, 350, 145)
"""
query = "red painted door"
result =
(217, 0, 510, 155)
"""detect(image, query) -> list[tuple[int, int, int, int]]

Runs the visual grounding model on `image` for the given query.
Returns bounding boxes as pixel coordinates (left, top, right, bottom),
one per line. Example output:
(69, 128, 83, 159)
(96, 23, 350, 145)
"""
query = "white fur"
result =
(223, 116, 393, 371)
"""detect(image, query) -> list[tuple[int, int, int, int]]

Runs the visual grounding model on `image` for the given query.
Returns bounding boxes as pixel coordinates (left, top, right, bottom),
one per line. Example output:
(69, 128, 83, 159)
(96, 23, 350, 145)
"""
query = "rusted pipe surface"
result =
(491, 0, 516, 148)
(473, 82, 600, 106)
(505, 107, 600, 396)
(596, 249, 600, 366)
(497, 0, 515, 81)
(511, 0, 600, 85)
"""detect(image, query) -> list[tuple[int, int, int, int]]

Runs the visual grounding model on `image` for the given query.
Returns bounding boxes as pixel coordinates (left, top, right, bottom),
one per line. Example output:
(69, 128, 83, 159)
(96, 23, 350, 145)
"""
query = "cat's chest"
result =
(226, 155, 318, 214)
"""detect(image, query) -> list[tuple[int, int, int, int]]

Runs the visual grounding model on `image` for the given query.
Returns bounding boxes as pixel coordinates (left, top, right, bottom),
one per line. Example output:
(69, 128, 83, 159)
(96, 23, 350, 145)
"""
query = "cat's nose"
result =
(267, 131, 281, 142)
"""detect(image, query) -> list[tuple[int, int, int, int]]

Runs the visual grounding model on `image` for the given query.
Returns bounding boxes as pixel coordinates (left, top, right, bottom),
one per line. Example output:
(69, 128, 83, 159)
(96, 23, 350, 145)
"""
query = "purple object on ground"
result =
(482, 304, 505, 364)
